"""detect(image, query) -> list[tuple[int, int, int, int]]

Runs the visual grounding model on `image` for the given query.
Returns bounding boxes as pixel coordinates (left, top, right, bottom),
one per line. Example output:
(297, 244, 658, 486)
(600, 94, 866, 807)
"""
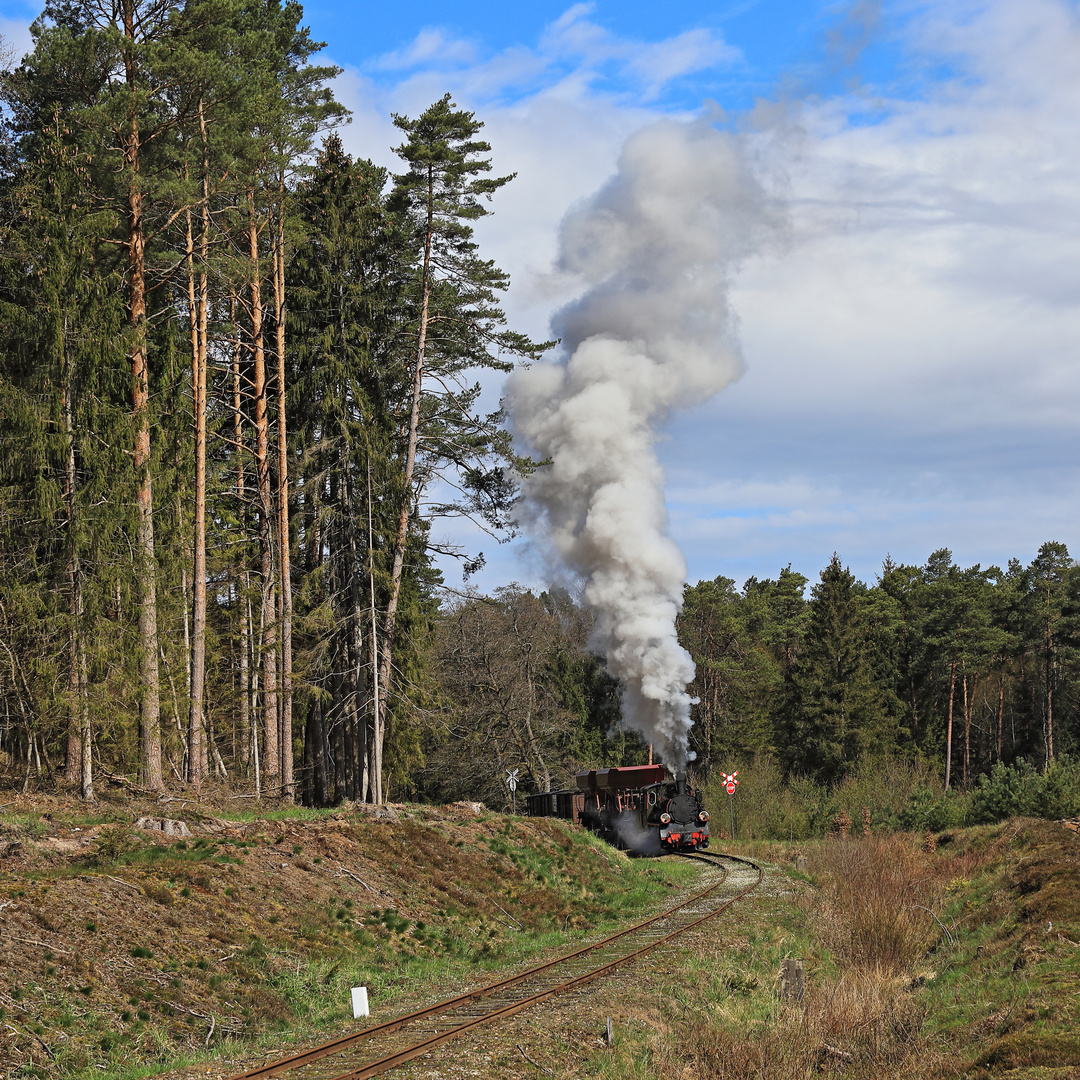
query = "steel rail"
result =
(227, 860, 730, 1079)
(322, 853, 763, 1080)
(227, 852, 761, 1080)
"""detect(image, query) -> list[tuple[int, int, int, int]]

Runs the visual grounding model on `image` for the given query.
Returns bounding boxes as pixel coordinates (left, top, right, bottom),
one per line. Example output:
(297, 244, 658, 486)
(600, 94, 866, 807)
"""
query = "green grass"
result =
(0, 809, 128, 833)
(15, 816, 698, 1080)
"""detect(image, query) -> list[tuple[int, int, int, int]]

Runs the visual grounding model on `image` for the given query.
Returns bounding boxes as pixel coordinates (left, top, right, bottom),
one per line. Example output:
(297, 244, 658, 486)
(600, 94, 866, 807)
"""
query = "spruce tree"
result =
(776, 555, 887, 784)
(11, 0, 205, 788)
(289, 136, 406, 804)
(0, 118, 127, 796)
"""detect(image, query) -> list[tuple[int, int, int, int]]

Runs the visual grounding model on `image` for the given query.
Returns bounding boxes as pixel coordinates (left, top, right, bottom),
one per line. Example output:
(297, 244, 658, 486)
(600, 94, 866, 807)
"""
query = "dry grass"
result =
(661, 967, 924, 1079)
(811, 833, 943, 973)
(559, 821, 1078, 1080)
(646, 834, 951, 1080)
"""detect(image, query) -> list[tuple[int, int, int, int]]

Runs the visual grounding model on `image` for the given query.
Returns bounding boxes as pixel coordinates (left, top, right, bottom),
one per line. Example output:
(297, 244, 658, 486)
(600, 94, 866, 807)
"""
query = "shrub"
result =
(897, 784, 971, 831)
(83, 827, 141, 866)
(971, 757, 1080, 823)
(701, 756, 825, 841)
(704, 754, 973, 840)
(1040, 757, 1080, 818)
(142, 882, 174, 906)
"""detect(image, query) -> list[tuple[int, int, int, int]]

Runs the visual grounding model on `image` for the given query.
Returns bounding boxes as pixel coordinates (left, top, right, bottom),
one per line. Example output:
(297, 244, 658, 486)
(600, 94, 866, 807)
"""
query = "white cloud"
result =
(336, 3, 741, 116)
(328, 0, 1080, 593)
(626, 30, 742, 98)
(540, 5, 741, 99)
(372, 28, 478, 71)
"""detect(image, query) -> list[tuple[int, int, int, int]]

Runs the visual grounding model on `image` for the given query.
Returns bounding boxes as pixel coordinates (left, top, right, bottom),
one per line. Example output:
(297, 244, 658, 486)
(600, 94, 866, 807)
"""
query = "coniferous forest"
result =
(0, 0, 547, 804)
(0, 0, 1078, 825)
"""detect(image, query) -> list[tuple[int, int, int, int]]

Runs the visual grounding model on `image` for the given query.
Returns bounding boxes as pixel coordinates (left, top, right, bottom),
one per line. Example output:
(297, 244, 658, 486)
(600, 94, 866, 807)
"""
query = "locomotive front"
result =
(651, 775, 710, 851)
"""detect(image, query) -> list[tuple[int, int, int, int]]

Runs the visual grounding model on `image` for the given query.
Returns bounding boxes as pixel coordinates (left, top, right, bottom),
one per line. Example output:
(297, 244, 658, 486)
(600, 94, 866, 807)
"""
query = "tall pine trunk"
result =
(125, 0, 162, 790)
(944, 652, 957, 791)
(186, 102, 212, 787)
(230, 291, 253, 778)
(375, 171, 435, 804)
(62, 373, 92, 800)
(185, 204, 206, 785)
(1044, 608, 1054, 771)
(345, 468, 369, 802)
(248, 190, 279, 790)
(272, 185, 293, 801)
(996, 663, 1006, 763)
(961, 665, 978, 790)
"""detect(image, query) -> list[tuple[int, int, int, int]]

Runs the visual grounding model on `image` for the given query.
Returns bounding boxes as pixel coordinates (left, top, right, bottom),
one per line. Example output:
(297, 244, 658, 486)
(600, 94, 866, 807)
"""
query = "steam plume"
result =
(508, 116, 776, 767)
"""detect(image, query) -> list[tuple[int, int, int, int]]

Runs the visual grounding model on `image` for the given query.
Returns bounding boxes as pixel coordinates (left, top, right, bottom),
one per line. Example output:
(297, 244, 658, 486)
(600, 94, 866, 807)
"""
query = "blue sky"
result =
(308, 0, 834, 106)
(4, 0, 1079, 594)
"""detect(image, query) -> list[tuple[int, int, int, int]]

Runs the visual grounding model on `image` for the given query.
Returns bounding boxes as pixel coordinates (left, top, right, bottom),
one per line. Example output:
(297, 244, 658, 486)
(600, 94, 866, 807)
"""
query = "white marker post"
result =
(351, 986, 369, 1018)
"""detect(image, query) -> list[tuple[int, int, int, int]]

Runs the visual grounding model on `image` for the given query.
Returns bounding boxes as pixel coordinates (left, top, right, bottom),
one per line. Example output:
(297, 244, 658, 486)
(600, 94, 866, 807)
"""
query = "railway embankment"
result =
(0, 790, 695, 1080)
(564, 819, 1080, 1080)
(2, 793, 1079, 1079)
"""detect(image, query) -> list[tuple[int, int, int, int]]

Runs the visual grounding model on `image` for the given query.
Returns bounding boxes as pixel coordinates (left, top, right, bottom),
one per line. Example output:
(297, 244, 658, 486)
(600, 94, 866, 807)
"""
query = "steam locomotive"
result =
(526, 764, 709, 855)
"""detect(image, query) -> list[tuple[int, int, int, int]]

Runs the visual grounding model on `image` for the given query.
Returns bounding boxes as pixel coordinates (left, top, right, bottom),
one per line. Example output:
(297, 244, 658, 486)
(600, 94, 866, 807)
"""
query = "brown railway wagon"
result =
(525, 764, 709, 855)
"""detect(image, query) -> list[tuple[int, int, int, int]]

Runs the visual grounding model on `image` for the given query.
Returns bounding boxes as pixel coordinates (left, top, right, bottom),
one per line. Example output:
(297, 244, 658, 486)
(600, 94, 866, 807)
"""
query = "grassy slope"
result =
(0, 798, 697, 1080)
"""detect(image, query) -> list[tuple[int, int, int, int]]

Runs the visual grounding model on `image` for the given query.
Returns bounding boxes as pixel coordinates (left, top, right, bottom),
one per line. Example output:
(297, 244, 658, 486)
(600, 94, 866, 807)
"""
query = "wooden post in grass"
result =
(780, 958, 805, 1003)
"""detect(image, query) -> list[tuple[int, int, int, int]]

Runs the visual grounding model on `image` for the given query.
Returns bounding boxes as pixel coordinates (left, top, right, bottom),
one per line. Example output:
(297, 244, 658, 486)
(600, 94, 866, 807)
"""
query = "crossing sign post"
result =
(720, 771, 739, 840)
(506, 768, 520, 814)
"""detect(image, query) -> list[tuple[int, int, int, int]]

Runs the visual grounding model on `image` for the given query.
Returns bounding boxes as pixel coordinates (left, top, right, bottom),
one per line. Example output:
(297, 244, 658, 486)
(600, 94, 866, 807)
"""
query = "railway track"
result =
(226, 851, 762, 1080)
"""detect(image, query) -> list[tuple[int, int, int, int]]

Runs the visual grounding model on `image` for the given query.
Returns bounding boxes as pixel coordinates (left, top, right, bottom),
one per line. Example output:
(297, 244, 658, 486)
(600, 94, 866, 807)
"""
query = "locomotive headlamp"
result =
(659, 812, 672, 824)
(698, 811, 709, 823)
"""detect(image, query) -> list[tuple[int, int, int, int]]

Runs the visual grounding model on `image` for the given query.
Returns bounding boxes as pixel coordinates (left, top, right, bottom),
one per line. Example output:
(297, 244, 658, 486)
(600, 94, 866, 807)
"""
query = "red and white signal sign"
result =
(721, 770, 739, 796)
(725, 781, 736, 795)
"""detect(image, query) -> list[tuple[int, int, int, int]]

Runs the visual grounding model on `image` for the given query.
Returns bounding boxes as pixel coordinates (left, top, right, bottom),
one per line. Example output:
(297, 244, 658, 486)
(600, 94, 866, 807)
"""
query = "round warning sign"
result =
(725, 781, 736, 795)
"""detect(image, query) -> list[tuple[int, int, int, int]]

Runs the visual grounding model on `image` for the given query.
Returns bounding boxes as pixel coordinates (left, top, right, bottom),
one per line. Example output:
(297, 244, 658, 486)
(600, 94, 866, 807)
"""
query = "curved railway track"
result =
(227, 851, 762, 1080)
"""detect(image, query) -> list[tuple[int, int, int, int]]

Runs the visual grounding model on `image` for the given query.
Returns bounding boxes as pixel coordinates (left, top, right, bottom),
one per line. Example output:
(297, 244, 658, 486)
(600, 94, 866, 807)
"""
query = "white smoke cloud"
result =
(508, 115, 781, 767)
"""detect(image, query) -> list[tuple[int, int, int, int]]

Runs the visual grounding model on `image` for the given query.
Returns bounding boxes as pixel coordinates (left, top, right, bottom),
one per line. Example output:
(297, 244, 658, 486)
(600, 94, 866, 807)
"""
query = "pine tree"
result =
(369, 96, 549, 803)
(222, 1, 342, 798)
(1027, 541, 1075, 771)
